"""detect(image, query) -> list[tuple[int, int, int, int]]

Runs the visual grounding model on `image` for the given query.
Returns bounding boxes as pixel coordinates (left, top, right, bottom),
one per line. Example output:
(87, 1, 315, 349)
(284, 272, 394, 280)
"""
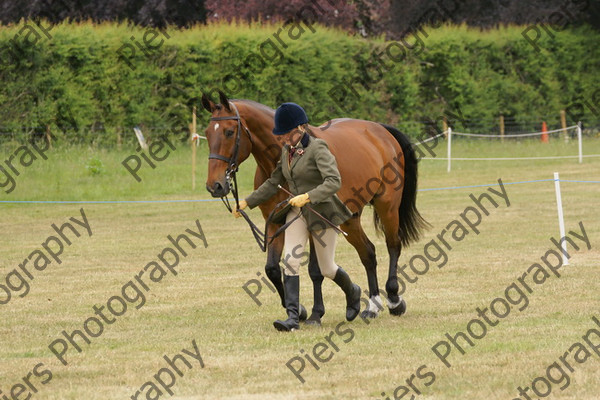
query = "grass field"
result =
(1, 136, 599, 399)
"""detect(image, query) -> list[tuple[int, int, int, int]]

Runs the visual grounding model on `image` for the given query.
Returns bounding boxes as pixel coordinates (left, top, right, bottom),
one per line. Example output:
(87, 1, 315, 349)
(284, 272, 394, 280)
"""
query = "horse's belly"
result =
(319, 121, 403, 212)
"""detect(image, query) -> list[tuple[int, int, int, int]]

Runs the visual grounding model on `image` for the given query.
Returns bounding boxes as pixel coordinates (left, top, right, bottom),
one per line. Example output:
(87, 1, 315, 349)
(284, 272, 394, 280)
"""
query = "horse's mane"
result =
(232, 99, 275, 116)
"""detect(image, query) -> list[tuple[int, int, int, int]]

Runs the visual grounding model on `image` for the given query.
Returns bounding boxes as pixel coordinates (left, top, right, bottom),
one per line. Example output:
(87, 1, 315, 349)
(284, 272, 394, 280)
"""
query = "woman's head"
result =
(273, 102, 309, 146)
(275, 125, 309, 147)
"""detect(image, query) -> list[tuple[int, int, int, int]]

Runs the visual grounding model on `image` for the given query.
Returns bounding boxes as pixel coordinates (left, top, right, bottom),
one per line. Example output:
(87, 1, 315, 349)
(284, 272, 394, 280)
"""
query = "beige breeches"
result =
(281, 207, 339, 279)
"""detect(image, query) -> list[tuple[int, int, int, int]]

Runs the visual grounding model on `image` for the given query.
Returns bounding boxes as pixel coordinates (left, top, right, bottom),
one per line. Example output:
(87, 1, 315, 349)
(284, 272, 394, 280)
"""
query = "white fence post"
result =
(553, 172, 569, 266)
(577, 122, 583, 164)
(447, 127, 452, 173)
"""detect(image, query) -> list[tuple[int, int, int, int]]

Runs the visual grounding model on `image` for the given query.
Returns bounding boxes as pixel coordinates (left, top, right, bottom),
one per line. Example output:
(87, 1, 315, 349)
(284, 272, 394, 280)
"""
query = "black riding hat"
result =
(273, 103, 309, 135)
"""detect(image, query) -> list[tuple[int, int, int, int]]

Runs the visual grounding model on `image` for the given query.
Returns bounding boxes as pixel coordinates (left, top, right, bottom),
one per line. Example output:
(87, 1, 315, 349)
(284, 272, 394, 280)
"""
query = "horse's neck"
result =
(250, 128, 281, 176)
(240, 104, 281, 175)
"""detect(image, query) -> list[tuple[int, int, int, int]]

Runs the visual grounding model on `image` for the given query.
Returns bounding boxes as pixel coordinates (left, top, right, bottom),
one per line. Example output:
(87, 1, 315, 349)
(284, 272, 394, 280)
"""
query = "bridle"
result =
(208, 102, 295, 251)
(208, 102, 252, 213)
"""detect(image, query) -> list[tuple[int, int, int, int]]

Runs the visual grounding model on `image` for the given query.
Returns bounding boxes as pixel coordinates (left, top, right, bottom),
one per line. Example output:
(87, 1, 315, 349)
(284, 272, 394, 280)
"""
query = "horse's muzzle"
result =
(206, 181, 230, 198)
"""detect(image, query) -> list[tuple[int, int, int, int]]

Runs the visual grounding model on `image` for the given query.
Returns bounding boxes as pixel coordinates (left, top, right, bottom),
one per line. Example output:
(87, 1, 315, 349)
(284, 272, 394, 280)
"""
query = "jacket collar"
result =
(285, 133, 311, 169)
(284, 133, 311, 155)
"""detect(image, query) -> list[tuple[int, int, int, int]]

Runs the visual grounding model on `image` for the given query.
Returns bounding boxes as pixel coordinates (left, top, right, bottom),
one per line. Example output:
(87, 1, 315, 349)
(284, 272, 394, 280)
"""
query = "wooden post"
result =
(191, 106, 197, 190)
(117, 128, 122, 150)
(499, 114, 505, 143)
(577, 122, 582, 164)
(447, 127, 452, 173)
(560, 109, 569, 143)
(45, 125, 52, 149)
(442, 116, 448, 137)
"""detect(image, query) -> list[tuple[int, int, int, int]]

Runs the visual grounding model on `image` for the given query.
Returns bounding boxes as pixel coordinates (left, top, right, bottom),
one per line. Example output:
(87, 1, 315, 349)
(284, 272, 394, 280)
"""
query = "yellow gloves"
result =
(233, 199, 248, 218)
(289, 193, 310, 207)
(234, 194, 308, 218)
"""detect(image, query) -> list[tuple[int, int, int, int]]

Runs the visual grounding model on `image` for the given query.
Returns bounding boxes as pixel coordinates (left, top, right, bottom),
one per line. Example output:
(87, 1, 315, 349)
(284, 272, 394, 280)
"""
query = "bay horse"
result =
(202, 91, 428, 323)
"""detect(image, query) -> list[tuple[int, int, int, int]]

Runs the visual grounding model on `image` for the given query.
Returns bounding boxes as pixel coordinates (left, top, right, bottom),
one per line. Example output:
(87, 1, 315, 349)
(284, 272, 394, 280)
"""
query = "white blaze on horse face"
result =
(214, 123, 220, 131)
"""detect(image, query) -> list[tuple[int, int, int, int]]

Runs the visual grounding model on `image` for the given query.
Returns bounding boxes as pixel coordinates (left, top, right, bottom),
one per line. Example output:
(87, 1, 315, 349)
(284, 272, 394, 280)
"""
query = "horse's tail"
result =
(375, 124, 431, 247)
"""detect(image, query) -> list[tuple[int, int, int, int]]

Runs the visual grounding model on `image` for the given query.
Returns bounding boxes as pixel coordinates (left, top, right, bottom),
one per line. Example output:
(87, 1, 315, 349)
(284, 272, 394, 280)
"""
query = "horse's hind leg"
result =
(373, 198, 407, 316)
(341, 215, 383, 319)
(306, 239, 325, 325)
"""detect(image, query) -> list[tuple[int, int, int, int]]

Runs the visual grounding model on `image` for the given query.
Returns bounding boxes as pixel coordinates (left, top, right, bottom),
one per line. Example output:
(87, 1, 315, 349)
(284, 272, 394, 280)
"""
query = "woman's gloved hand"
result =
(289, 193, 310, 207)
(232, 199, 248, 218)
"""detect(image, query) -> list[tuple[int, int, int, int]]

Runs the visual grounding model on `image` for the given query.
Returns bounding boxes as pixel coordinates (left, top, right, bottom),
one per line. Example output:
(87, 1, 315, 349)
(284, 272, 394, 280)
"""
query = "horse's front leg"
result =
(306, 238, 325, 325)
(265, 230, 285, 307)
(265, 224, 307, 320)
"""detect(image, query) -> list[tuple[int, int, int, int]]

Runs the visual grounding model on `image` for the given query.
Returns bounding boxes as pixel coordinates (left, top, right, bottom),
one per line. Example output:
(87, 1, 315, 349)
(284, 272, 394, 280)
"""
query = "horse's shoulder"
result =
(309, 137, 330, 152)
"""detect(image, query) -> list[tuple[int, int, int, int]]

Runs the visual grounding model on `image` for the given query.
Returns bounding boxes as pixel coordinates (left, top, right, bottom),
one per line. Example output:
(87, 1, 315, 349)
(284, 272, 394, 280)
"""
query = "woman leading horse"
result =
(233, 102, 362, 331)
(202, 91, 429, 325)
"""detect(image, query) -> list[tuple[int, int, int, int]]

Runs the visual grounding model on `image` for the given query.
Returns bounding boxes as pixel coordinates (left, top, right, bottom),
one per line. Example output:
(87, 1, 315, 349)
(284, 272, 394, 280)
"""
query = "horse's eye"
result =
(225, 129, 234, 137)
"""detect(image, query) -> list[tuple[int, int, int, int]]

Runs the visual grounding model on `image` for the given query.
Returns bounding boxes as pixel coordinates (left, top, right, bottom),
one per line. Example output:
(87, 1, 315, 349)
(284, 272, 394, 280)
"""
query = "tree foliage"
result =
(0, 0, 206, 28)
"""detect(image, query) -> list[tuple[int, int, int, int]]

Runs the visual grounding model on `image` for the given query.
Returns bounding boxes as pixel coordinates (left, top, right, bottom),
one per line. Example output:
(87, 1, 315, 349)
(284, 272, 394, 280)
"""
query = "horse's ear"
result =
(219, 90, 231, 112)
(201, 93, 215, 112)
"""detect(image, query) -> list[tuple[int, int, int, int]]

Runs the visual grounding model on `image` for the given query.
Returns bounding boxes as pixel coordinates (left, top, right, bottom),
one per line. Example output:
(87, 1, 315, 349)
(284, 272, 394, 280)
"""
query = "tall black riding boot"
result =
(333, 267, 361, 321)
(273, 275, 300, 332)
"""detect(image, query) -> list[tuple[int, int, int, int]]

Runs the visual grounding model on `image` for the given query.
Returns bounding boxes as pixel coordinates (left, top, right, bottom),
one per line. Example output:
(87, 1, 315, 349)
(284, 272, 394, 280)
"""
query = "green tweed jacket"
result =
(245, 135, 352, 231)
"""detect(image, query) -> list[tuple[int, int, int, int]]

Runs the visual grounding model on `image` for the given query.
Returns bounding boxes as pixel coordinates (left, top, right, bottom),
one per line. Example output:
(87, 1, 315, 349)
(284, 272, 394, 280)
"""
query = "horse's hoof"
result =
(360, 310, 379, 319)
(389, 299, 407, 316)
(299, 304, 308, 321)
(304, 311, 323, 326)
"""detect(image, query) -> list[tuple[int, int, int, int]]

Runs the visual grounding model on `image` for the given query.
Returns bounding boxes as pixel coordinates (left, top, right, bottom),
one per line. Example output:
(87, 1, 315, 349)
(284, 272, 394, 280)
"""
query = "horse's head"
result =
(201, 91, 253, 198)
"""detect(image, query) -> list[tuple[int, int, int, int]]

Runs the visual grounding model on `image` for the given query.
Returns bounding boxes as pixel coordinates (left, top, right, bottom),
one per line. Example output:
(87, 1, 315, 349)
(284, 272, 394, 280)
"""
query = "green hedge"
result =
(0, 21, 598, 145)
